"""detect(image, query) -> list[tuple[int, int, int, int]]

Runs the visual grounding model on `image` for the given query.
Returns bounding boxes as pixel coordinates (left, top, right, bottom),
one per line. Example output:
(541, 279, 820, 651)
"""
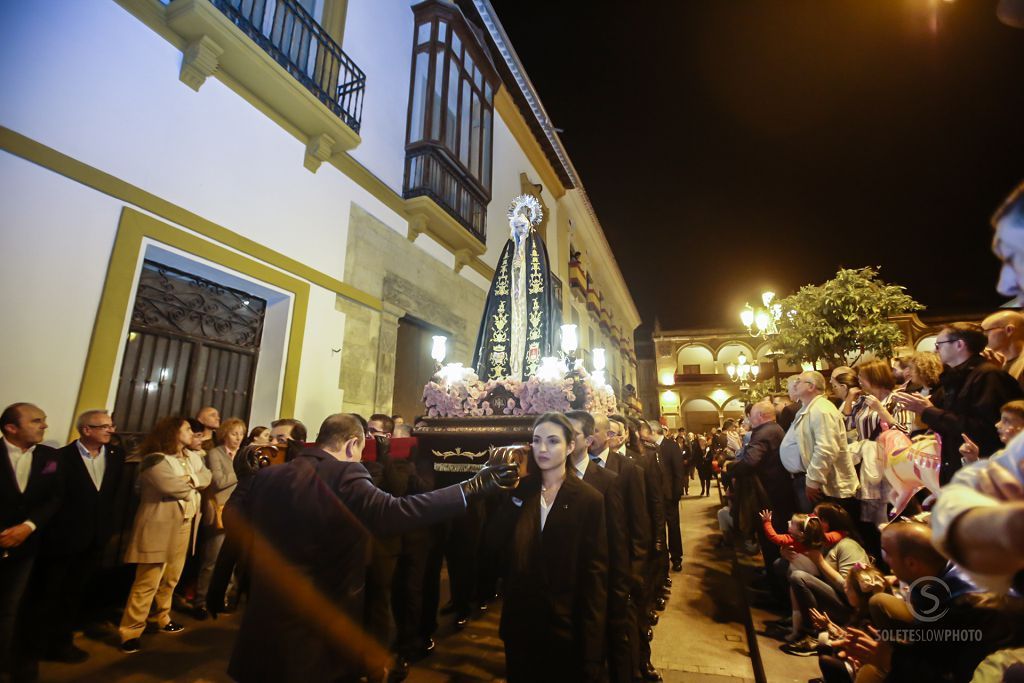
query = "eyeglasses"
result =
(85, 424, 115, 430)
(934, 339, 958, 347)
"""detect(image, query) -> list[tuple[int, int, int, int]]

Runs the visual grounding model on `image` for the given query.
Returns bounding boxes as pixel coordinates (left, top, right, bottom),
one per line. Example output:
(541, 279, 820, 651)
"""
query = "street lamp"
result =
(739, 290, 784, 389)
(740, 291, 782, 339)
(726, 353, 759, 390)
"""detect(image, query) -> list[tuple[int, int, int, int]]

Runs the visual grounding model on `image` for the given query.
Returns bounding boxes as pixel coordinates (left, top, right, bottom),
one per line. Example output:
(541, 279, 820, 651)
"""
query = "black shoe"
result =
(42, 644, 89, 663)
(160, 622, 185, 633)
(654, 597, 666, 612)
(649, 611, 659, 625)
(646, 627, 654, 642)
(120, 639, 141, 654)
(671, 560, 682, 572)
(388, 656, 410, 682)
(664, 577, 672, 587)
(193, 606, 209, 621)
(780, 635, 818, 656)
(407, 637, 435, 662)
(641, 662, 663, 681)
(439, 600, 456, 615)
(454, 613, 469, 630)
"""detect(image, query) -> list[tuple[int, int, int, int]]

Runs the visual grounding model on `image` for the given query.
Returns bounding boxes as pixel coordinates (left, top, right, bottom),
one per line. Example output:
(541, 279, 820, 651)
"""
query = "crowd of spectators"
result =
(707, 314, 1024, 681)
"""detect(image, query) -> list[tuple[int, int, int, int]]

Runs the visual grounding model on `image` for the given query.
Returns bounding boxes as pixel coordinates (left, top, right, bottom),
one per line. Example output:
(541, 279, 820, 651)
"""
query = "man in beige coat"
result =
(779, 371, 859, 514)
(119, 418, 210, 653)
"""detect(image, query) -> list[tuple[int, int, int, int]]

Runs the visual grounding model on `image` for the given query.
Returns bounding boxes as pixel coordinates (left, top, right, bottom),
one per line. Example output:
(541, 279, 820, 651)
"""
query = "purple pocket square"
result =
(41, 460, 57, 475)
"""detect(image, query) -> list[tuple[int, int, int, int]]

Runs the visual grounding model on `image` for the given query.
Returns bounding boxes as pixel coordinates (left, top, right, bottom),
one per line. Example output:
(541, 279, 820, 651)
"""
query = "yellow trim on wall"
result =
(494, 86, 567, 200)
(71, 207, 309, 441)
(0, 126, 381, 311)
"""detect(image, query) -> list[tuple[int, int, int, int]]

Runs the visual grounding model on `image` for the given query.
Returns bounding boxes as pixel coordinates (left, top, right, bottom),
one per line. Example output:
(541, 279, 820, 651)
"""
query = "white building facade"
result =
(0, 0, 640, 443)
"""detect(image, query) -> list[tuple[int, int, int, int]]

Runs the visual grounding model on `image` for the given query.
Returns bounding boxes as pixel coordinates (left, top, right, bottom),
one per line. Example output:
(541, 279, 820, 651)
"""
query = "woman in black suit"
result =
(695, 435, 715, 496)
(489, 412, 609, 682)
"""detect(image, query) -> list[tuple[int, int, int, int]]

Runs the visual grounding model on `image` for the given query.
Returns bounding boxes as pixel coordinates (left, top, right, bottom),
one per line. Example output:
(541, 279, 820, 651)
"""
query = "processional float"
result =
(415, 195, 617, 488)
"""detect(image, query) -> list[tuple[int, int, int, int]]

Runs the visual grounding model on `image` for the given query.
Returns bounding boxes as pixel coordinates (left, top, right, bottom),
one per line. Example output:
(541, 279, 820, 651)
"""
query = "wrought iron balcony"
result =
(211, 0, 365, 133)
(404, 146, 487, 243)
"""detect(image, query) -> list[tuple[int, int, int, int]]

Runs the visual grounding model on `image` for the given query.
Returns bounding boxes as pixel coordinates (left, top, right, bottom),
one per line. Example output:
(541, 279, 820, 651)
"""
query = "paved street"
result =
(40, 493, 817, 683)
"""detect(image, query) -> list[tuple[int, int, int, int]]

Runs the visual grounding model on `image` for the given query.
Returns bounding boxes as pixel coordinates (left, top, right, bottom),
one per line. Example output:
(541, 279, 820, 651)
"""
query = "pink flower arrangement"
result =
(422, 371, 618, 418)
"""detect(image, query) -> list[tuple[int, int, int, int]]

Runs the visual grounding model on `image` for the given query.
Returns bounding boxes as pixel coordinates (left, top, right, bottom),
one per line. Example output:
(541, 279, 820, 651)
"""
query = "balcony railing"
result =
(404, 147, 487, 243)
(212, 0, 365, 133)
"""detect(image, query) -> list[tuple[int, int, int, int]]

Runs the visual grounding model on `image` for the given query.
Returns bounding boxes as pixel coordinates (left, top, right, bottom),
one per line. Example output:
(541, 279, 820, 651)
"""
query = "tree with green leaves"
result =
(772, 267, 923, 369)
(746, 378, 781, 403)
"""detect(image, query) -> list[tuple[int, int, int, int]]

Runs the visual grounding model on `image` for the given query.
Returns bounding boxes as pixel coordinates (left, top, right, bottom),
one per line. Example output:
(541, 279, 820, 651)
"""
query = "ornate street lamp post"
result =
(739, 290, 784, 390)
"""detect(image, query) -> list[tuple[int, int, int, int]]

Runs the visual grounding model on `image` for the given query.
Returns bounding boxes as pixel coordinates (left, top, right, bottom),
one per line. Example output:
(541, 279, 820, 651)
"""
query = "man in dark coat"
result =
(650, 422, 684, 572)
(621, 417, 665, 682)
(35, 409, 124, 663)
(567, 411, 631, 683)
(591, 414, 649, 587)
(895, 322, 1023, 483)
(219, 413, 516, 683)
(0, 403, 62, 683)
(726, 401, 794, 574)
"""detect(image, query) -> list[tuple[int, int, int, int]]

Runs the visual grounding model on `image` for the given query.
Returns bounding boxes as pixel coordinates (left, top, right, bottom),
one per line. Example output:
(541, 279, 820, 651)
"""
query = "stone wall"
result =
(339, 203, 487, 416)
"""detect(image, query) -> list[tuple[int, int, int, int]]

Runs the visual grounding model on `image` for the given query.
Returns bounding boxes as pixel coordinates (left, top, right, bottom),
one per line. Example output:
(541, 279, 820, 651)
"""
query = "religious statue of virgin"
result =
(472, 195, 561, 381)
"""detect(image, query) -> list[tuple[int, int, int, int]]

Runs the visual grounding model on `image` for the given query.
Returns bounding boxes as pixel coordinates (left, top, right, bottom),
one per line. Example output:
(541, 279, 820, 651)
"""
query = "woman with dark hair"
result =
(831, 370, 861, 424)
(813, 502, 863, 547)
(118, 416, 211, 653)
(239, 425, 270, 452)
(695, 435, 715, 496)
(488, 412, 608, 682)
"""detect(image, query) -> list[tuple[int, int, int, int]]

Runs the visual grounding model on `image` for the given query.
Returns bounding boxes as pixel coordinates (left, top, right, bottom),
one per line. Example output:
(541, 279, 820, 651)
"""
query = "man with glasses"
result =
(980, 310, 1024, 387)
(34, 409, 125, 664)
(779, 372, 858, 514)
(366, 414, 395, 439)
(895, 323, 1022, 483)
(268, 418, 307, 462)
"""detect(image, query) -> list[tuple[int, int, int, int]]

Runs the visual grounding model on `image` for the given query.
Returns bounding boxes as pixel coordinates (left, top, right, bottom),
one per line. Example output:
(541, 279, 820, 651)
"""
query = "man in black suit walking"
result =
(219, 413, 517, 683)
(0, 403, 62, 683)
(589, 413, 649, 683)
(615, 416, 664, 682)
(650, 422, 684, 571)
(567, 410, 631, 683)
(591, 414, 650, 587)
(34, 409, 125, 663)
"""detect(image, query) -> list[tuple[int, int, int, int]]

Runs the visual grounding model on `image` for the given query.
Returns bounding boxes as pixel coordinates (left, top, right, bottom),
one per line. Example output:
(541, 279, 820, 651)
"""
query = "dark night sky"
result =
(493, 0, 1024, 331)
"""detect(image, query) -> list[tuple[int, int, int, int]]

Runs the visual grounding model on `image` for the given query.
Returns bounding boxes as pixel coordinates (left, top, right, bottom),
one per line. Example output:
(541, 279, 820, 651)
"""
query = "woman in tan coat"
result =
(118, 416, 211, 653)
(192, 417, 244, 618)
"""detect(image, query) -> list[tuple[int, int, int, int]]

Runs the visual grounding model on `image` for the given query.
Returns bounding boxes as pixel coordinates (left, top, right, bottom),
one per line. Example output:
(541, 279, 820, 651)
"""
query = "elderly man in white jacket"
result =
(779, 371, 860, 513)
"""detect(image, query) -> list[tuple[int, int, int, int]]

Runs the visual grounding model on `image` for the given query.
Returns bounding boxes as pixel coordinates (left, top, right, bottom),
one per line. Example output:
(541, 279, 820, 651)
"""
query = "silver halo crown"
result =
(507, 194, 543, 228)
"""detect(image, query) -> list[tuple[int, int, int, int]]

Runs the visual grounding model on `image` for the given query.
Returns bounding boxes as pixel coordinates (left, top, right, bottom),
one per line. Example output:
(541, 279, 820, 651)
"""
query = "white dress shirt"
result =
(75, 440, 106, 490)
(780, 420, 805, 474)
(573, 454, 589, 479)
(3, 438, 38, 530)
(540, 490, 553, 531)
(3, 438, 34, 493)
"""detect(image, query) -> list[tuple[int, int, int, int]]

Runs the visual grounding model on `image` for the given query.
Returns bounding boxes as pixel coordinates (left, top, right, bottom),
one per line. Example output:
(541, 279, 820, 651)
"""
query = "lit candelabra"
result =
(740, 291, 782, 339)
(726, 353, 759, 390)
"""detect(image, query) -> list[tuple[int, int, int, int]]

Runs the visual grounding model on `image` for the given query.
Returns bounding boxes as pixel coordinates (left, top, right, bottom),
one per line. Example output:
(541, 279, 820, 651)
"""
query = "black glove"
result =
(460, 462, 519, 501)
